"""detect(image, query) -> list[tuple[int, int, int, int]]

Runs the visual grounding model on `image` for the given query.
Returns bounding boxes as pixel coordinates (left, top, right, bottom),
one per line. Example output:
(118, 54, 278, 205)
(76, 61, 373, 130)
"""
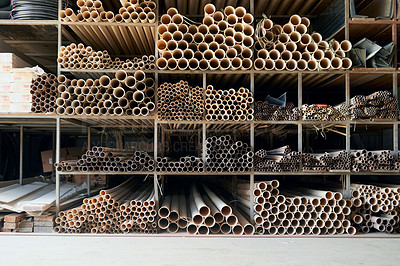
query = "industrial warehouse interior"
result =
(0, 0, 400, 264)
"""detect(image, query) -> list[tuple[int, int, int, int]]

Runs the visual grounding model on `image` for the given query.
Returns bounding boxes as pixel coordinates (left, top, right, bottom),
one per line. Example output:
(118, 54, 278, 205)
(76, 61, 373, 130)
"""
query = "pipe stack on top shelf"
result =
(157, 81, 204, 121)
(241, 180, 355, 235)
(30, 73, 57, 114)
(56, 70, 155, 116)
(205, 135, 253, 173)
(254, 15, 352, 71)
(351, 150, 400, 172)
(255, 101, 301, 121)
(54, 178, 157, 234)
(156, 4, 254, 71)
(58, 43, 155, 71)
(350, 91, 399, 120)
(351, 183, 400, 234)
(61, 0, 156, 23)
(158, 182, 254, 235)
(205, 86, 254, 121)
(55, 146, 155, 173)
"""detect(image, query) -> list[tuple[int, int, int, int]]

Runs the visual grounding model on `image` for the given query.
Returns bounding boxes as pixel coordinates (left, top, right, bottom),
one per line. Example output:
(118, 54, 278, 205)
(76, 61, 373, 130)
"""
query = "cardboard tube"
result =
(227, 14, 238, 25)
(278, 33, 289, 43)
(281, 50, 292, 61)
(220, 58, 231, 70)
(269, 49, 280, 60)
(311, 32, 322, 43)
(231, 58, 242, 70)
(254, 58, 266, 70)
(313, 49, 324, 61)
(241, 58, 252, 70)
(286, 59, 297, 71)
(188, 58, 199, 70)
(263, 18, 273, 30)
(319, 58, 331, 70)
(275, 59, 285, 70)
(290, 31, 301, 43)
(342, 58, 352, 69)
(331, 57, 342, 69)
(265, 59, 275, 70)
(157, 58, 168, 70)
(199, 59, 209, 70)
(297, 59, 307, 70)
(167, 58, 178, 70)
(307, 59, 318, 70)
(283, 23, 294, 34)
(340, 40, 352, 52)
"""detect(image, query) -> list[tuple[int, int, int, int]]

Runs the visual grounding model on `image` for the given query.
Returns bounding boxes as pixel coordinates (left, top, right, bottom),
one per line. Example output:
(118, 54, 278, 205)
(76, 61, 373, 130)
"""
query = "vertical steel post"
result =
(56, 116, 61, 213)
(19, 126, 23, 185)
(87, 126, 91, 195)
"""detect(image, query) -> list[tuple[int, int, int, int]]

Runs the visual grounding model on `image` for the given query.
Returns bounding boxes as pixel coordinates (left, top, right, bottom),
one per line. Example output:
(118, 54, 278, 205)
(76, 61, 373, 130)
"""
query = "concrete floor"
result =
(0, 235, 399, 265)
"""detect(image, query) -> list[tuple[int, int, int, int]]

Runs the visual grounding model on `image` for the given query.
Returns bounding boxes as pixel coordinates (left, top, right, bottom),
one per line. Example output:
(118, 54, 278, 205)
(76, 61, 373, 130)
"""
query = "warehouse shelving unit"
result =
(0, 0, 399, 235)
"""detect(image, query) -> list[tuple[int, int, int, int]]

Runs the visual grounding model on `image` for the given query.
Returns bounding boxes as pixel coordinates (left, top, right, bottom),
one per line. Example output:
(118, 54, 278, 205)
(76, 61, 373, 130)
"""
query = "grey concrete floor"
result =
(0, 235, 399, 265)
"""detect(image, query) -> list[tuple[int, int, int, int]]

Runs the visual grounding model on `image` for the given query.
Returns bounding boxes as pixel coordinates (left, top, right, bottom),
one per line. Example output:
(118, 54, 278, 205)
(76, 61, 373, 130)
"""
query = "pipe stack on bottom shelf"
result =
(56, 70, 155, 116)
(55, 146, 155, 172)
(255, 101, 301, 121)
(54, 178, 157, 234)
(254, 15, 352, 71)
(205, 135, 253, 172)
(158, 182, 254, 235)
(157, 81, 204, 121)
(350, 91, 399, 120)
(351, 183, 400, 233)
(157, 5, 254, 71)
(58, 43, 156, 70)
(205, 86, 254, 121)
(239, 180, 355, 235)
(30, 73, 57, 113)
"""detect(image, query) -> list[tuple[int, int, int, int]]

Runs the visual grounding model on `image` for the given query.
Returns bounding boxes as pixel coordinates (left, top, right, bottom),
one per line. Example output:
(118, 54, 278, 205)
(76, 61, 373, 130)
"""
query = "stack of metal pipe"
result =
(55, 146, 155, 172)
(254, 101, 302, 121)
(350, 91, 399, 120)
(302, 151, 352, 171)
(205, 85, 254, 121)
(254, 15, 352, 71)
(240, 180, 355, 235)
(54, 178, 157, 234)
(156, 4, 254, 70)
(58, 43, 155, 70)
(30, 73, 57, 113)
(156, 156, 205, 173)
(351, 150, 400, 172)
(254, 146, 301, 172)
(157, 81, 204, 121)
(158, 183, 254, 235)
(56, 70, 155, 116)
(301, 103, 348, 121)
(61, 0, 156, 23)
(351, 183, 400, 234)
(205, 135, 253, 172)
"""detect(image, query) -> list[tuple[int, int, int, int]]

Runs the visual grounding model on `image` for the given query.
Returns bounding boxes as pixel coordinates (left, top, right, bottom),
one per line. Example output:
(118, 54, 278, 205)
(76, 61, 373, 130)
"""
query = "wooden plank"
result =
(0, 182, 48, 204)
(5, 213, 25, 223)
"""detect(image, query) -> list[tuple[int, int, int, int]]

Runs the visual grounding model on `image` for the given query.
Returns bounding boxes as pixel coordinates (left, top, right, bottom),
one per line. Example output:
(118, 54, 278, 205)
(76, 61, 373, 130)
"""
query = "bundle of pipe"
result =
(60, 0, 156, 23)
(254, 15, 352, 71)
(157, 81, 204, 121)
(254, 101, 302, 121)
(239, 180, 355, 235)
(56, 71, 155, 116)
(205, 135, 253, 172)
(254, 146, 301, 172)
(350, 91, 399, 120)
(301, 151, 351, 171)
(54, 146, 155, 172)
(30, 73, 57, 113)
(351, 150, 400, 172)
(156, 5, 254, 71)
(301, 103, 348, 121)
(156, 156, 205, 173)
(205, 86, 254, 121)
(58, 43, 156, 70)
(158, 183, 254, 235)
(350, 183, 400, 234)
(54, 178, 157, 234)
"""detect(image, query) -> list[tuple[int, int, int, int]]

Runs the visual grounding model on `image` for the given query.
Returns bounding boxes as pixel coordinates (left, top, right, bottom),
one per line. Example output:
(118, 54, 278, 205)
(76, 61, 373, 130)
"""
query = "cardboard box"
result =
(11, 82, 31, 93)
(0, 53, 30, 67)
(10, 102, 31, 113)
(41, 147, 84, 172)
(0, 93, 11, 102)
(10, 93, 31, 103)
(11, 69, 37, 83)
(0, 82, 12, 93)
(0, 72, 11, 82)
(0, 103, 11, 112)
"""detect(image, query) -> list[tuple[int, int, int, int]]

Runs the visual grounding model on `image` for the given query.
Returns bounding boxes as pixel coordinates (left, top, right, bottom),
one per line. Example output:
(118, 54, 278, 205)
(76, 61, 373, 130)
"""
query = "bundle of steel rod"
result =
(205, 86, 254, 121)
(254, 15, 352, 71)
(58, 43, 156, 70)
(156, 4, 254, 70)
(156, 156, 205, 172)
(205, 135, 253, 172)
(350, 91, 399, 120)
(351, 150, 400, 172)
(254, 101, 302, 121)
(60, 0, 156, 23)
(254, 146, 301, 172)
(158, 183, 254, 235)
(350, 183, 400, 234)
(157, 81, 204, 121)
(56, 71, 155, 116)
(302, 151, 352, 171)
(301, 103, 348, 121)
(238, 180, 355, 235)
(54, 178, 157, 234)
(30, 73, 57, 113)
(54, 146, 155, 172)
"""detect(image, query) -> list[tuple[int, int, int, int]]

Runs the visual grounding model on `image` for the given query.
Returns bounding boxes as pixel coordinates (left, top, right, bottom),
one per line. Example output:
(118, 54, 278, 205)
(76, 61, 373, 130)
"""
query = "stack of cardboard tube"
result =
(156, 4, 254, 70)
(30, 73, 58, 113)
(56, 70, 155, 116)
(254, 15, 352, 71)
